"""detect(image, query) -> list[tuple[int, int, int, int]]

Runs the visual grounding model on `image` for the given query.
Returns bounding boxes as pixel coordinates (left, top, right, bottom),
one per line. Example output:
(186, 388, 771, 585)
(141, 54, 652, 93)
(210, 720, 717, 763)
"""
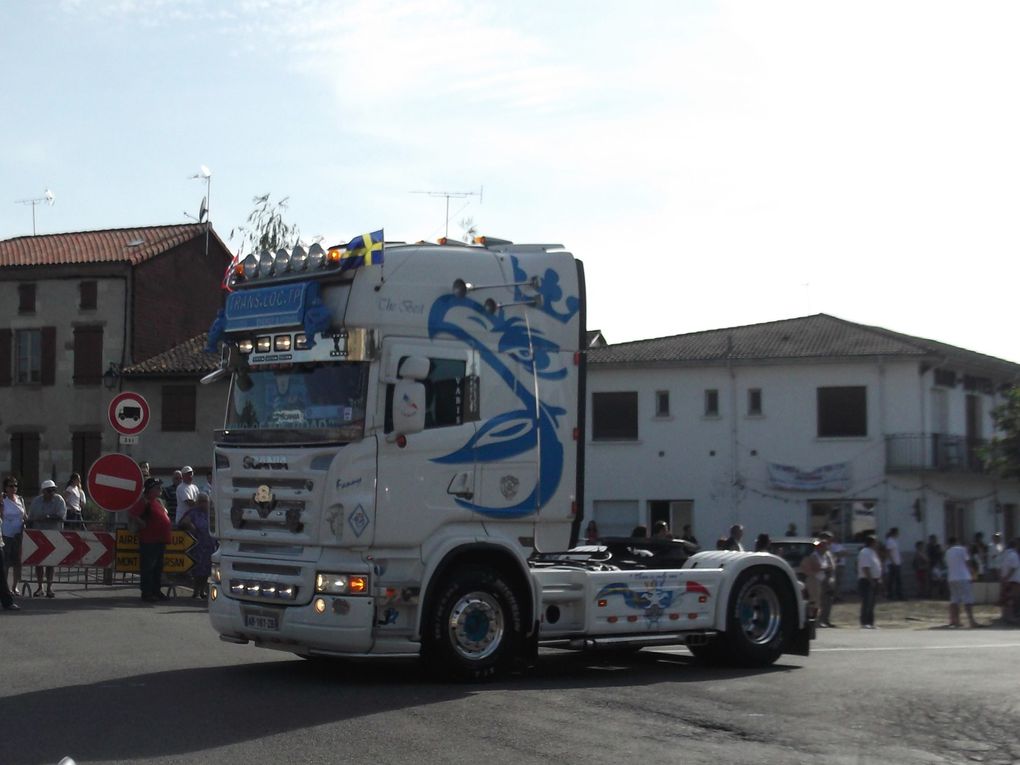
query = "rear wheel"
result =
(719, 565, 796, 667)
(423, 567, 523, 681)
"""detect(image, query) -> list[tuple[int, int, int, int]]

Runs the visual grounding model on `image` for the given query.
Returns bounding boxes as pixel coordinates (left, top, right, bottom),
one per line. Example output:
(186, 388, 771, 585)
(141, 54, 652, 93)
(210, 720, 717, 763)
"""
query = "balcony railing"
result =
(885, 434, 988, 474)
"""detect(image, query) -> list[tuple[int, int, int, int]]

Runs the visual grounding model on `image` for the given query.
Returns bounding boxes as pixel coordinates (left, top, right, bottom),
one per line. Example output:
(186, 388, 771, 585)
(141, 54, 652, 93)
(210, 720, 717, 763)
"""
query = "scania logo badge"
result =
(242, 455, 289, 470)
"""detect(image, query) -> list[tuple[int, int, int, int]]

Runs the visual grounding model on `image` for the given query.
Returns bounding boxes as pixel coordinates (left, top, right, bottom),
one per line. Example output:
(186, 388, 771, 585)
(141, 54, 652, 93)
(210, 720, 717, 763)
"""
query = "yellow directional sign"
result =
(115, 529, 196, 573)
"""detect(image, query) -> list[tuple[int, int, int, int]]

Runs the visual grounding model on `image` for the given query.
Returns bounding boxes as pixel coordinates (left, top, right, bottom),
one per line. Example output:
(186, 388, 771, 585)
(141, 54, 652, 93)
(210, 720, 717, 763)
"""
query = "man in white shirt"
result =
(175, 466, 199, 527)
(857, 536, 882, 629)
(999, 537, 1020, 625)
(945, 536, 980, 628)
(884, 527, 903, 600)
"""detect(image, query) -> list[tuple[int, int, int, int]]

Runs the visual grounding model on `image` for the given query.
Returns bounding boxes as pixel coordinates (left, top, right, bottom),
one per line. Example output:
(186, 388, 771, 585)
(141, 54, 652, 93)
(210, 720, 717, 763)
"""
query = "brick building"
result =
(0, 224, 231, 493)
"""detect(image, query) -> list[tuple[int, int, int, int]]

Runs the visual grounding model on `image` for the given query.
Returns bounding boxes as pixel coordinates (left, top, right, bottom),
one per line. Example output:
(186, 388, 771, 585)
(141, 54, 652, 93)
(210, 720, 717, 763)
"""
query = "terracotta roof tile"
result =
(0, 224, 214, 267)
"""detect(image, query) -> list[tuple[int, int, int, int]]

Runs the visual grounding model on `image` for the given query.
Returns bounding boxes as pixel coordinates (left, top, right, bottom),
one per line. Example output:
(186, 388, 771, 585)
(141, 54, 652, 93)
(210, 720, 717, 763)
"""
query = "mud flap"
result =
(786, 618, 815, 657)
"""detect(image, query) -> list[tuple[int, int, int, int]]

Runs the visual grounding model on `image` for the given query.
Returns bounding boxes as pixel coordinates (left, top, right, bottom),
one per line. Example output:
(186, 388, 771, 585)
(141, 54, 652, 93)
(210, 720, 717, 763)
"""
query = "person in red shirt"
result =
(130, 478, 172, 602)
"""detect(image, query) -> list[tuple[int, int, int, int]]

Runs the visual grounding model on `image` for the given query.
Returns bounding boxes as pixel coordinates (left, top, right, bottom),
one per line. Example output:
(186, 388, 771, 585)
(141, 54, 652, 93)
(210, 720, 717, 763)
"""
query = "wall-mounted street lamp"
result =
(102, 362, 121, 390)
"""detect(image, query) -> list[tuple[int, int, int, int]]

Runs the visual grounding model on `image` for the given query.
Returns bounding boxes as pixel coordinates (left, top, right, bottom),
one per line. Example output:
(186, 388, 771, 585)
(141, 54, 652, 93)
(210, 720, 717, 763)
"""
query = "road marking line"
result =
(812, 643, 1020, 652)
(96, 473, 137, 491)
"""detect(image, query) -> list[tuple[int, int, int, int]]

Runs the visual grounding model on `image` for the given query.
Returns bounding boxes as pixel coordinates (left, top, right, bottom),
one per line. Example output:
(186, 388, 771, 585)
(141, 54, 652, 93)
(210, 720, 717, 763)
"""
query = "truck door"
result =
(375, 339, 480, 547)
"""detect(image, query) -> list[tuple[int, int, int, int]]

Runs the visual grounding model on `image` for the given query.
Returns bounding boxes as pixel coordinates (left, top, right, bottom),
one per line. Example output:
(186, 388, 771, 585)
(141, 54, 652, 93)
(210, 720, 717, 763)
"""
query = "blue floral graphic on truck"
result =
(426, 256, 578, 519)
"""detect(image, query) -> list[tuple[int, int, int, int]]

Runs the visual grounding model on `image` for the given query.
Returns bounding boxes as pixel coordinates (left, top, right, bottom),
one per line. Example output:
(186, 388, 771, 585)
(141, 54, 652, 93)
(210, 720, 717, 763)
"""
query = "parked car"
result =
(768, 537, 819, 579)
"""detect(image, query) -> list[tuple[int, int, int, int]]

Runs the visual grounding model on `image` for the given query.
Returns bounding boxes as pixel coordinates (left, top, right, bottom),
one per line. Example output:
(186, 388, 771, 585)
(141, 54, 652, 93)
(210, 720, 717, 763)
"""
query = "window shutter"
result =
(41, 326, 57, 386)
(0, 328, 11, 386)
(73, 326, 104, 385)
(80, 281, 98, 310)
(19, 283, 36, 313)
(162, 385, 197, 431)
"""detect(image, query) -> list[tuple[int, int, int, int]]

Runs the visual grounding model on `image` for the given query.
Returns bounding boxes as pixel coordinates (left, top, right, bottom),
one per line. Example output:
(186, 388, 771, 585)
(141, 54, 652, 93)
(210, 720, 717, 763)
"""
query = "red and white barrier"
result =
(20, 529, 116, 568)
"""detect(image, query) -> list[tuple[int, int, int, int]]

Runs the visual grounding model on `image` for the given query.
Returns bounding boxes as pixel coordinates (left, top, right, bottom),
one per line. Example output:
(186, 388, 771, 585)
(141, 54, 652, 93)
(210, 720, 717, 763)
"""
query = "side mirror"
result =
(392, 379, 426, 436)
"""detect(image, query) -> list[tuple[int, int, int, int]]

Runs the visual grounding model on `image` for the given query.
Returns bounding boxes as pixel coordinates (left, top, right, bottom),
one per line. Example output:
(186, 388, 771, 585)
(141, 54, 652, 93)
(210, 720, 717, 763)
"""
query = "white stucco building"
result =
(585, 314, 1020, 551)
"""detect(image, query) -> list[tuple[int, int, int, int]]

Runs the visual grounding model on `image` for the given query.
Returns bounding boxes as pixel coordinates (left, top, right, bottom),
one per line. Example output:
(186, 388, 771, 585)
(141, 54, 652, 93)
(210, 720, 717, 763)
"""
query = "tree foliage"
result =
(986, 387, 1020, 480)
(229, 193, 300, 258)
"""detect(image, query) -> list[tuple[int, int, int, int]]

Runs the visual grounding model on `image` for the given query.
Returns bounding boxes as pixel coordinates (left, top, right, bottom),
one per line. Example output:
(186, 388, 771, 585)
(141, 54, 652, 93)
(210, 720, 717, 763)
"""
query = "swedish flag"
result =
(336, 229, 384, 271)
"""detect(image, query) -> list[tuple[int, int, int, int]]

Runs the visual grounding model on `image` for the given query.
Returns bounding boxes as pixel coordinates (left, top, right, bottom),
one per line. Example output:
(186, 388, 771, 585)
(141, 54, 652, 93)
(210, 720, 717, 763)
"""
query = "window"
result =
(704, 389, 719, 417)
(73, 326, 103, 385)
(80, 281, 98, 310)
(384, 357, 472, 432)
(423, 358, 467, 429)
(15, 329, 41, 384)
(817, 386, 867, 437)
(162, 385, 197, 431)
(592, 391, 638, 440)
(748, 388, 762, 416)
(655, 390, 670, 417)
(809, 499, 876, 542)
(18, 283, 36, 313)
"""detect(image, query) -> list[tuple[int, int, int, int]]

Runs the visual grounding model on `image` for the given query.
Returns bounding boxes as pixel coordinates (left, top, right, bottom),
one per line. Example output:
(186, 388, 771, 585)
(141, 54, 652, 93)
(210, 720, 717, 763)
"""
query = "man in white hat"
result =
(175, 466, 199, 527)
(28, 480, 67, 597)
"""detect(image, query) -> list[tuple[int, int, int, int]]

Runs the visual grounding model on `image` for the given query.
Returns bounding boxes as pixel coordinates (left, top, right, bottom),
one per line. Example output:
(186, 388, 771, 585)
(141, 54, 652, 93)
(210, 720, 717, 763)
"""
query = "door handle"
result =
(447, 471, 474, 500)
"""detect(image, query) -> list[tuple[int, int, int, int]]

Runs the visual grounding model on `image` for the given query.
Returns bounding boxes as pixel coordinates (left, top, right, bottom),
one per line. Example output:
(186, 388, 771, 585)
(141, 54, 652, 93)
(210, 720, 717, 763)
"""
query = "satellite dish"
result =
(44, 189, 55, 205)
(199, 196, 208, 223)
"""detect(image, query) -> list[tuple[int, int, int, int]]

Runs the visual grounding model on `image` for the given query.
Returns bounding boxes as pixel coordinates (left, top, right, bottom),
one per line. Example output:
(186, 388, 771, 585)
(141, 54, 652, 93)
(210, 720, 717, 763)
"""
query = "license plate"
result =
(244, 612, 280, 631)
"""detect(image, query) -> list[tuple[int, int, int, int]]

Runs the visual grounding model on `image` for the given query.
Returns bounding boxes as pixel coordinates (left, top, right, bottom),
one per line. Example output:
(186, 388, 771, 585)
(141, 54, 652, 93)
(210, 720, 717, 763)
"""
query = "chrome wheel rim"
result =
(737, 583, 781, 645)
(448, 590, 504, 661)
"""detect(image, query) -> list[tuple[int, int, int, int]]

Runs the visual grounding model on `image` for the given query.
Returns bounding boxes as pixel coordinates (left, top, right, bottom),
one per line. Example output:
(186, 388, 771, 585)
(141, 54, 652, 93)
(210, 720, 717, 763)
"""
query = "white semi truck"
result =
(203, 235, 813, 679)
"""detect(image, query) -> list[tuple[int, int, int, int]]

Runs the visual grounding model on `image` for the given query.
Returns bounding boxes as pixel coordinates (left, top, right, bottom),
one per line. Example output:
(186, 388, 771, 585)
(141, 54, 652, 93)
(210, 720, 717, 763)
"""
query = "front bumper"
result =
(208, 584, 376, 654)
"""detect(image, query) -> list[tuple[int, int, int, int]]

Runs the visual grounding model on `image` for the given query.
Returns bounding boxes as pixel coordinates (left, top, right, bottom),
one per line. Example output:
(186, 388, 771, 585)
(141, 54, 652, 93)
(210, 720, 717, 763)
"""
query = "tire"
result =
(719, 565, 796, 667)
(422, 567, 523, 681)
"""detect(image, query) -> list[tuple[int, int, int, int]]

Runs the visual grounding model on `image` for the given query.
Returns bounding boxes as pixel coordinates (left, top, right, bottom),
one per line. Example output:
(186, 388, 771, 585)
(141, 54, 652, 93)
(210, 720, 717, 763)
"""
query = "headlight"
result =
(211, 563, 222, 584)
(315, 572, 369, 595)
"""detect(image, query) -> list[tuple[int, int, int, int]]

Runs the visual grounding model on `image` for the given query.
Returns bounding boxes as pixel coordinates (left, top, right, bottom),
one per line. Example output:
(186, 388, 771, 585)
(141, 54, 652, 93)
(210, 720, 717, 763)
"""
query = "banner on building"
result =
(767, 462, 850, 492)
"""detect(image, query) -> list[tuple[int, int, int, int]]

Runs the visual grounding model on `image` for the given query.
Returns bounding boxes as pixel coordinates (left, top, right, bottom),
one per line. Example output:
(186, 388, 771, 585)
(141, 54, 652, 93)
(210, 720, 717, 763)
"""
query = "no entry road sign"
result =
(87, 453, 144, 512)
(108, 391, 150, 436)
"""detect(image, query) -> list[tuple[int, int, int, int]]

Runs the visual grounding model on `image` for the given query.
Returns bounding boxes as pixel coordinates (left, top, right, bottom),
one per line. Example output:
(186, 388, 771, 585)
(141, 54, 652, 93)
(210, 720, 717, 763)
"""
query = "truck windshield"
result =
(219, 362, 369, 445)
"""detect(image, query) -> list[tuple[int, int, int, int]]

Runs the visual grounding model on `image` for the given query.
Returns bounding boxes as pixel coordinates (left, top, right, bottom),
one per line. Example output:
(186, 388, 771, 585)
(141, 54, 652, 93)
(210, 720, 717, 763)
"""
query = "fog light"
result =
(210, 586, 218, 601)
(294, 333, 309, 350)
(237, 339, 254, 354)
(211, 563, 222, 584)
(314, 597, 327, 614)
(277, 585, 295, 600)
(256, 336, 272, 353)
(274, 335, 292, 352)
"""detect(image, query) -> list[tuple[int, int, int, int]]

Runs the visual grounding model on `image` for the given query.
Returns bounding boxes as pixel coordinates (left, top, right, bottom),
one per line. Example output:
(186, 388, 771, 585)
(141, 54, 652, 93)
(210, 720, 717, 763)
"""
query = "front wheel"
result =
(719, 565, 796, 667)
(423, 567, 523, 681)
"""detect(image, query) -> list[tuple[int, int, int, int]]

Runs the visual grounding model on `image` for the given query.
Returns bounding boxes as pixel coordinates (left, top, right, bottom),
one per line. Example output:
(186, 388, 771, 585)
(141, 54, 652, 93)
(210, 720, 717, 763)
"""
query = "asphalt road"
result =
(2, 584, 1018, 765)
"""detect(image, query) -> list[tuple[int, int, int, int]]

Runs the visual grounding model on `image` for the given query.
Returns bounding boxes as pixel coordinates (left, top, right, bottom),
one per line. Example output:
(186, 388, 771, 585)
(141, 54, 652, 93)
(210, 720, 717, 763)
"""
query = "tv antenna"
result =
(410, 186, 483, 239)
(14, 189, 55, 235)
(189, 165, 212, 255)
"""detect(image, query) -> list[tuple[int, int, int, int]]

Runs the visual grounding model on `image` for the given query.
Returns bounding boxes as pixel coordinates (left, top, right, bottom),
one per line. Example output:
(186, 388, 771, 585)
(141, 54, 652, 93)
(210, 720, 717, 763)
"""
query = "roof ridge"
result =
(603, 313, 831, 349)
(0, 222, 202, 245)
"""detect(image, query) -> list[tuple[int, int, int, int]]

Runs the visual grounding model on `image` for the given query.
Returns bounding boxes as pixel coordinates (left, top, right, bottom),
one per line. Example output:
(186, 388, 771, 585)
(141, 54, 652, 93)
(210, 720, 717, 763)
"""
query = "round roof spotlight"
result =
(242, 253, 259, 280)
(291, 244, 308, 271)
(308, 242, 326, 270)
(274, 248, 291, 274)
(258, 249, 274, 278)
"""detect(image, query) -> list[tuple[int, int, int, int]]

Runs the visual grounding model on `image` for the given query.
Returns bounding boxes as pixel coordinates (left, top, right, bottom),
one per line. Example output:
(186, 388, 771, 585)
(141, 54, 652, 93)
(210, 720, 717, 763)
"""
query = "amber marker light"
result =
(348, 575, 368, 594)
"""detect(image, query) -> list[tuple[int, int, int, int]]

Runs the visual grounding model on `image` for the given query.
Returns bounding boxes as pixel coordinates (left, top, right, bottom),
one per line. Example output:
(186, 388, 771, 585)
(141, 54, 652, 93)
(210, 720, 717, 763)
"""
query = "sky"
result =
(3, 0, 1019, 362)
